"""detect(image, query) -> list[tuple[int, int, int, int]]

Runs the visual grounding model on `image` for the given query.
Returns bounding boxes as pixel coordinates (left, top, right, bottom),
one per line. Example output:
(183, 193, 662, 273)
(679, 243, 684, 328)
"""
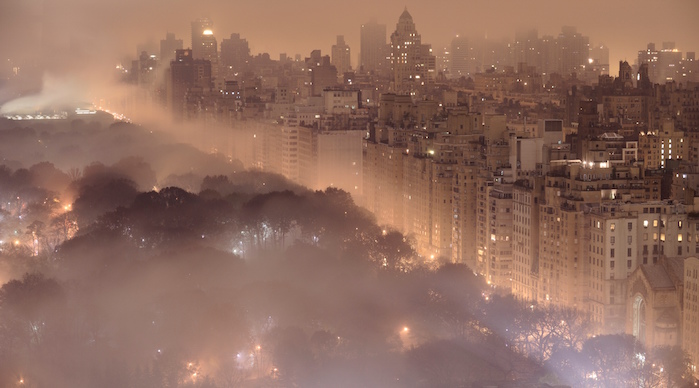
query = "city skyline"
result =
(2, 0, 698, 78)
(1, 1, 699, 386)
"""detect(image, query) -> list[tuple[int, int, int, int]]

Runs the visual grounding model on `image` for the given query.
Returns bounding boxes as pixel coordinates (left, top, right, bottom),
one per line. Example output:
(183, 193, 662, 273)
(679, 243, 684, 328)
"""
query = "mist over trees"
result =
(0, 119, 693, 387)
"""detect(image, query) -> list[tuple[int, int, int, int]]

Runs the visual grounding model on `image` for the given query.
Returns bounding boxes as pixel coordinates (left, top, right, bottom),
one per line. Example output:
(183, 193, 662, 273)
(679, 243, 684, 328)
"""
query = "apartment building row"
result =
(360, 90, 699, 375)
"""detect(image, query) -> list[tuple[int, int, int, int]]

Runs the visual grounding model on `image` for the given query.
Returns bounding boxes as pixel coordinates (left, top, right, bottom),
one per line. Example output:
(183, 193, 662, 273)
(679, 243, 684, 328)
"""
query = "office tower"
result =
(220, 33, 251, 77)
(160, 33, 183, 65)
(331, 35, 351, 80)
(360, 20, 387, 74)
(450, 35, 469, 78)
(389, 8, 436, 91)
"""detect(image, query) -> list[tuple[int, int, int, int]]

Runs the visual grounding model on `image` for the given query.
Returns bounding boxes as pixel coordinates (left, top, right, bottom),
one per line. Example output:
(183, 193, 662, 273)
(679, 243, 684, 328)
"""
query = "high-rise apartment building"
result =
(160, 32, 183, 65)
(556, 26, 589, 76)
(191, 18, 214, 60)
(359, 20, 387, 74)
(638, 42, 684, 84)
(167, 49, 212, 117)
(305, 50, 337, 96)
(590, 44, 610, 75)
(513, 29, 539, 70)
(450, 35, 470, 78)
(389, 8, 436, 92)
(220, 33, 251, 78)
(331, 35, 351, 80)
(191, 18, 218, 84)
(684, 256, 699, 379)
(512, 178, 542, 302)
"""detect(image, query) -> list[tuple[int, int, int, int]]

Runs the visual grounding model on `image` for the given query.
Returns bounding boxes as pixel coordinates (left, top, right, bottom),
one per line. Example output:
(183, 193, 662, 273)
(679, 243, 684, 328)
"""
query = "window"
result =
(678, 234, 683, 242)
(643, 220, 649, 228)
(610, 223, 616, 231)
(678, 246, 683, 255)
(654, 220, 658, 227)
(610, 248, 615, 258)
(628, 236, 633, 244)
(628, 248, 632, 257)
(627, 260, 632, 269)
(610, 261, 615, 268)
(628, 222, 633, 231)
(611, 236, 615, 244)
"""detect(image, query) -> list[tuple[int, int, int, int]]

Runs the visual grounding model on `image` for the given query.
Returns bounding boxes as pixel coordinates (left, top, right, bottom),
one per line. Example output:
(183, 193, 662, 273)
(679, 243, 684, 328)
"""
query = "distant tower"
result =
(305, 50, 337, 96)
(168, 49, 212, 116)
(556, 26, 590, 76)
(191, 18, 214, 59)
(160, 33, 183, 65)
(331, 35, 352, 80)
(220, 33, 251, 78)
(191, 18, 218, 84)
(450, 35, 469, 78)
(618, 60, 634, 89)
(360, 20, 387, 74)
(389, 8, 435, 91)
(590, 43, 609, 75)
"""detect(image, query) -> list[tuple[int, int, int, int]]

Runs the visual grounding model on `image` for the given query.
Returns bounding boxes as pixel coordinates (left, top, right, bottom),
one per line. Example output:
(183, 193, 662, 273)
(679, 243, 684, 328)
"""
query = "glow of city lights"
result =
(203, 29, 213, 36)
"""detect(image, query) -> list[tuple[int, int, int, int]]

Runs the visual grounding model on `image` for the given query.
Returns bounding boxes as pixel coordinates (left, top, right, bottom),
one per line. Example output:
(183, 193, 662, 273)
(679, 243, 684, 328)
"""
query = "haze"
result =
(2, 0, 698, 77)
(1, 0, 699, 387)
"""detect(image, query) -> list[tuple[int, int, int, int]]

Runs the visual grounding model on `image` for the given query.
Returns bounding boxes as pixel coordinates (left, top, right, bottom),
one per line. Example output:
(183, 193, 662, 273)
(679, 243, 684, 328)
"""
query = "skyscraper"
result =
(167, 49, 212, 117)
(556, 26, 589, 76)
(359, 20, 387, 74)
(513, 29, 539, 70)
(160, 32, 183, 65)
(389, 8, 436, 92)
(331, 35, 351, 80)
(191, 18, 214, 60)
(450, 35, 470, 78)
(191, 18, 218, 85)
(220, 33, 251, 78)
(638, 42, 683, 83)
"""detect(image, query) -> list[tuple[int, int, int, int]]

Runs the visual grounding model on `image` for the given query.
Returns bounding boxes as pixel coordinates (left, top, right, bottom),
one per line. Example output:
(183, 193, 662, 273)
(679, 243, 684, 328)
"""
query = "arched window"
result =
(633, 295, 646, 344)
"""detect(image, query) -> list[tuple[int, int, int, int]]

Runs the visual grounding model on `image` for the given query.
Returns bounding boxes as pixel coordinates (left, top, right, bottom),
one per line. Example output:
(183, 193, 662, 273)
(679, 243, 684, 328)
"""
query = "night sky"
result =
(1, 0, 698, 75)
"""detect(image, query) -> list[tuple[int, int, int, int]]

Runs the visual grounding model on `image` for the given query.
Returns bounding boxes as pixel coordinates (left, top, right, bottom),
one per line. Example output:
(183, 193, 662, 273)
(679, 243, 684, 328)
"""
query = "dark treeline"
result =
(0, 118, 694, 387)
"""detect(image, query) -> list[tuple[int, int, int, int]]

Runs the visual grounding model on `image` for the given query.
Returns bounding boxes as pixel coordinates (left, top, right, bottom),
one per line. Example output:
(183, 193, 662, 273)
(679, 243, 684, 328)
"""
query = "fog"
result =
(2, 0, 698, 99)
(0, 109, 690, 387)
(0, 0, 697, 386)
(0, 116, 522, 386)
